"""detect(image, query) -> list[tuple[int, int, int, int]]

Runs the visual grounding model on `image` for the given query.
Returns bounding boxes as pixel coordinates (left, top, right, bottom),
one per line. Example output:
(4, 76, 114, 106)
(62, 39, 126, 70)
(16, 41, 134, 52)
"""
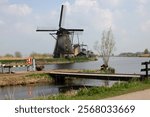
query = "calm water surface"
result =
(45, 57, 150, 74)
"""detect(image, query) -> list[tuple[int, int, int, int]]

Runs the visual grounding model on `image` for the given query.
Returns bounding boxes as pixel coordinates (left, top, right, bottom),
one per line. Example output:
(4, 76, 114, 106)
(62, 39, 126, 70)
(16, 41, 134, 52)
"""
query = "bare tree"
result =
(94, 28, 115, 67)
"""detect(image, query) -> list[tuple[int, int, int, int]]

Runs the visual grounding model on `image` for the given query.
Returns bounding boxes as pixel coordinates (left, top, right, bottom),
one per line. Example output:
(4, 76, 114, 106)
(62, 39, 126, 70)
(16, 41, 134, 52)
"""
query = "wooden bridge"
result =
(48, 60, 150, 83)
(49, 71, 141, 83)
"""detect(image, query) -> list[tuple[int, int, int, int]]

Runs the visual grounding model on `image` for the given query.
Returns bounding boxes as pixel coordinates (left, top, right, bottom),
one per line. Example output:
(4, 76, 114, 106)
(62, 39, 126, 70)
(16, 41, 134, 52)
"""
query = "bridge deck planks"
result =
(49, 72, 141, 81)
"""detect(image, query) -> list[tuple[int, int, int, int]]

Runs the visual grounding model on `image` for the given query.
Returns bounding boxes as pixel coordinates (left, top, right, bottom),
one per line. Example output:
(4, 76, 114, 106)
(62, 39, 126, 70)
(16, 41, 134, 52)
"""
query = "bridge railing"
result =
(0, 64, 31, 74)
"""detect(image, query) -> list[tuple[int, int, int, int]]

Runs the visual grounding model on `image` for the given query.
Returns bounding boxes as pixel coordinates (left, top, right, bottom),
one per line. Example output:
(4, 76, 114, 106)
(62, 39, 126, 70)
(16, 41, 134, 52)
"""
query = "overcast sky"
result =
(0, 0, 150, 56)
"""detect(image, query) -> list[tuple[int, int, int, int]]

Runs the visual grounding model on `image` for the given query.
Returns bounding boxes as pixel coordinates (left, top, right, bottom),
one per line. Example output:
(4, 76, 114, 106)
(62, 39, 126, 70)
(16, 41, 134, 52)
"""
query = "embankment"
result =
(0, 72, 52, 87)
(0, 69, 82, 87)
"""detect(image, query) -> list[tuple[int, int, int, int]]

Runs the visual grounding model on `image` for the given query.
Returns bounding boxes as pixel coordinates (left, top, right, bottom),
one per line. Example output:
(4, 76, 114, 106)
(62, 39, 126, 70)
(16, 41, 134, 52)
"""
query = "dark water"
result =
(0, 57, 150, 99)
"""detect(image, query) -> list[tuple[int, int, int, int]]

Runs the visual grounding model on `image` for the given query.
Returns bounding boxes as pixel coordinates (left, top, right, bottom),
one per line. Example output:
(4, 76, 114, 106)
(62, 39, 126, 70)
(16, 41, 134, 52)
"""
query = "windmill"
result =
(36, 5, 84, 58)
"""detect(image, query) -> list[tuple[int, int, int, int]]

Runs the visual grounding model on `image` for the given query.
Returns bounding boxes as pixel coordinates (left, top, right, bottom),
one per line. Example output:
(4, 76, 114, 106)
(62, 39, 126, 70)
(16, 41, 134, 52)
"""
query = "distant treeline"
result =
(118, 49, 150, 57)
(0, 52, 53, 58)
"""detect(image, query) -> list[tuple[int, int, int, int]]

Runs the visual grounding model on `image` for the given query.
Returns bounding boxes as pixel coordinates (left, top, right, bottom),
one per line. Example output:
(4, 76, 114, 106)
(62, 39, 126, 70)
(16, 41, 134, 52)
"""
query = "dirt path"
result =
(105, 89, 150, 100)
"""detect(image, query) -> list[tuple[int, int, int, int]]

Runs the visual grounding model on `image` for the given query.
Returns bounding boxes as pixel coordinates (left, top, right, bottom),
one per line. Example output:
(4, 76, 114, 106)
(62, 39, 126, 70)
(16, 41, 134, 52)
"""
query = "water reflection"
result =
(53, 63, 74, 69)
(0, 84, 59, 100)
(0, 78, 117, 100)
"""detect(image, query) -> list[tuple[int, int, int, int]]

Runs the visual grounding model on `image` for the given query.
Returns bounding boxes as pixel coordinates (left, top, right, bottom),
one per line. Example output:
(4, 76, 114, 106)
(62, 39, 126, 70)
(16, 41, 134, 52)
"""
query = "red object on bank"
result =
(26, 57, 32, 65)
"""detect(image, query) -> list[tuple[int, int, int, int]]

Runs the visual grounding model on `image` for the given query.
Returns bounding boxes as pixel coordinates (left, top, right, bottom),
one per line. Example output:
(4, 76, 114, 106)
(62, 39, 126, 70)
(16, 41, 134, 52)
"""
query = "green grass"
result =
(81, 69, 115, 74)
(0, 57, 96, 65)
(0, 59, 25, 64)
(25, 73, 52, 79)
(41, 57, 96, 63)
(35, 79, 150, 100)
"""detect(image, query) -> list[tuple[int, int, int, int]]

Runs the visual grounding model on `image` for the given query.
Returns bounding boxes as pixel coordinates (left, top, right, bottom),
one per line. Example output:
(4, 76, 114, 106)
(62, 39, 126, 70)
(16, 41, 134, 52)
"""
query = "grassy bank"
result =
(36, 79, 150, 100)
(0, 73, 52, 87)
(0, 57, 96, 65)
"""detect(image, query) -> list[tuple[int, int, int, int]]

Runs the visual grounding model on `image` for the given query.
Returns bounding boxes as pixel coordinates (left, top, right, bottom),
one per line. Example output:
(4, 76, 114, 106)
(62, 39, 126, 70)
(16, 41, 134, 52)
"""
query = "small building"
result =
(73, 43, 95, 57)
(73, 44, 80, 56)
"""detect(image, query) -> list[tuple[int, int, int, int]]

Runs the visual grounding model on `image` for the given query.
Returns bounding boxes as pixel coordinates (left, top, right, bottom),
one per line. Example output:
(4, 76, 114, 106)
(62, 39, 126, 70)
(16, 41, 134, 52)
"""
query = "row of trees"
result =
(0, 52, 52, 58)
(2, 52, 22, 58)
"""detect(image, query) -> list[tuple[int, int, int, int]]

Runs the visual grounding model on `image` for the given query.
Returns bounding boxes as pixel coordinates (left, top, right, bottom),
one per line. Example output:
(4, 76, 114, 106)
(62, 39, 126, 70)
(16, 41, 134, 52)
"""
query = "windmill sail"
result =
(36, 5, 84, 58)
(59, 5, 64, 28)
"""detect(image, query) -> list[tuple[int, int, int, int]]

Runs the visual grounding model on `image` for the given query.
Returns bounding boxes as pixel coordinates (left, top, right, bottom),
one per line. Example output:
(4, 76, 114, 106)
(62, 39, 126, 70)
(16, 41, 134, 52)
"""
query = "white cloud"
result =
(141, 20, 150, 32)
(136, 0, 148, 16)
(63, 0, 113, 30)
(137, 0, 148, 4)
(0, 20, 5, 25)
(0, 0, 7, 4)
(0, 1, 32, 16)
(14, 22, 34, 34)
(6, 4, 32, 16)
(137, 4, 146, 16)
(74, 0, 97, 9)
(108, 0, 122, 6)
(100, 0, 123, 7)
(63, 0, 99, 15)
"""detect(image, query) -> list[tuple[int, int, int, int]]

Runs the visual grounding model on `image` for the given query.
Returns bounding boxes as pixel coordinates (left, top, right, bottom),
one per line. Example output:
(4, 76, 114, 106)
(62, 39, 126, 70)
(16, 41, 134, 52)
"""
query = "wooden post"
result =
(145, 62, 148, 77)
(1, 66, 4, 73)
(32, 58, 36, 71)
(27, 66, 30, 71)
(141, 61, 150, 78)
(8, 66, 11, 74)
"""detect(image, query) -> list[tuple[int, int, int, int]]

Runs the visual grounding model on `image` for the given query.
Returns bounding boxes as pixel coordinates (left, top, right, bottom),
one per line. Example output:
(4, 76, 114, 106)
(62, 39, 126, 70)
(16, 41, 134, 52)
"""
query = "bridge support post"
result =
(8, 66, 11, 74)
(52, 75, 65, 84)
(1, 66, 4, 73)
